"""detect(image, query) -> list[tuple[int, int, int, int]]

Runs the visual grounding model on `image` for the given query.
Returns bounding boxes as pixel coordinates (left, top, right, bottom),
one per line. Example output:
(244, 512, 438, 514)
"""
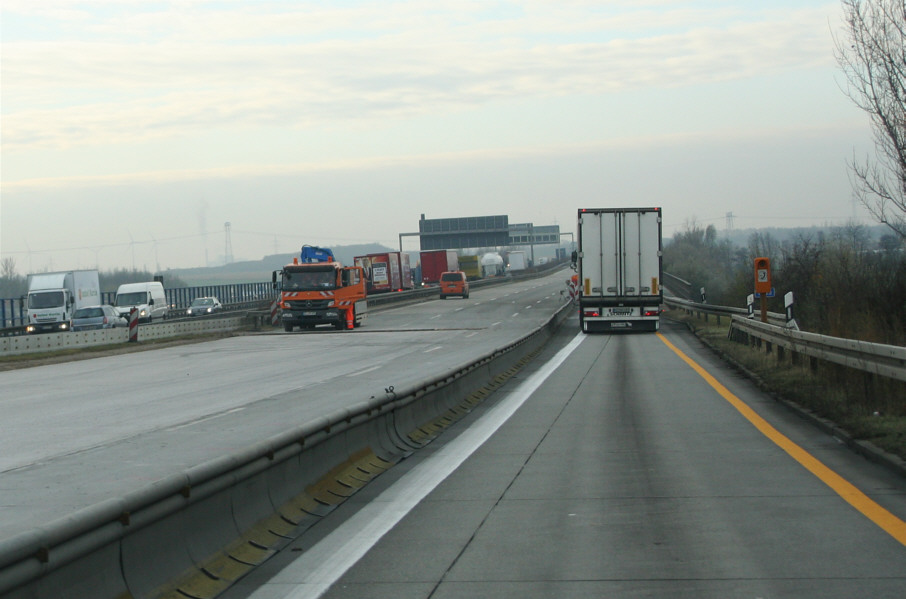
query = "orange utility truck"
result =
(272, 245, 367, 331)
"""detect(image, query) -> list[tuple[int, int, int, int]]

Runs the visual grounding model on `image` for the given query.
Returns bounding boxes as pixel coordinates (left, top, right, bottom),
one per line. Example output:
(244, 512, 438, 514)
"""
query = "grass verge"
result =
(665, 311, 906, 464)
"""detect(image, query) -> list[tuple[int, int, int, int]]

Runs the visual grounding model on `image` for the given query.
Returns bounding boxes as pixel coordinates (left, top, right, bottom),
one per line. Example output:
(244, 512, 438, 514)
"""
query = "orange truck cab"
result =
(439, 271, 469, 299)
(273, 246, 367, 331)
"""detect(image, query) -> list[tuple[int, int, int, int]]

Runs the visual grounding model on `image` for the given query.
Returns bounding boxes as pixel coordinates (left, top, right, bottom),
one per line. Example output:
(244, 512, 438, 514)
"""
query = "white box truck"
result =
(25, 270, 101, 333)
(507, 251, 527, 272)
(574, 207, 662, 332)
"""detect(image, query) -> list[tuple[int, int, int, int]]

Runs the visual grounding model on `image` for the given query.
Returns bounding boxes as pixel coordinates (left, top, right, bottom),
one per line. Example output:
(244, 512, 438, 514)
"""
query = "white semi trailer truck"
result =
(573, 207, 663, 333)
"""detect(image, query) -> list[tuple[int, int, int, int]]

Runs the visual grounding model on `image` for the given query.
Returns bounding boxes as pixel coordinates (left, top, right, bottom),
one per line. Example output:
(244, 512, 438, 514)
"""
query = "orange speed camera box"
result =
(754, 257, 772, 294)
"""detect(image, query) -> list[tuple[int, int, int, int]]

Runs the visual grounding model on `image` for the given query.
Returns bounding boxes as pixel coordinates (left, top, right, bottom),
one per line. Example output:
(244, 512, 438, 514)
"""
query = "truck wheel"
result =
(284, 324, 293, 332)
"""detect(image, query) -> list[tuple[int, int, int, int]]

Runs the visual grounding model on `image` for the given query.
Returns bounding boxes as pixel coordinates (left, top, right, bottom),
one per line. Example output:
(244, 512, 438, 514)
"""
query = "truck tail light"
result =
(583, 310, 599, 317)
(644, 309, 660, 317)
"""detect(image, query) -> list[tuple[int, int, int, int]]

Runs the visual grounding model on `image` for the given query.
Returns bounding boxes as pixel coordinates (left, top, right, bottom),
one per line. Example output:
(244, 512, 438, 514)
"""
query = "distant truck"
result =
(480, 253, 505, 278)
(275, 245, 367, 331)
(507, 251, 527, 272)
(25, 269, 101, 333)
(114, 281, 168, 323)
(574, 207, 663, 332)
(419, 250, 459, 285)
(459, 254, 481, 280)
(354, 252, 414, 294)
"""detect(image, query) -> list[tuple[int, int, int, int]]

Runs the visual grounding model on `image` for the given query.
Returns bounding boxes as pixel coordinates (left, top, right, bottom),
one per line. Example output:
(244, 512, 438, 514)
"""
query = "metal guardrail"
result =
(663, 295, 906, 383)
(663, 294, 787, 326)
(728, 315, 906, 383)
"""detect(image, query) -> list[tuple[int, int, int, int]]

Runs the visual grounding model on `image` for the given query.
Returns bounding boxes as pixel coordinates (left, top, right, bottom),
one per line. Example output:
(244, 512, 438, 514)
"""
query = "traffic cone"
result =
(346, 309, 354, 330)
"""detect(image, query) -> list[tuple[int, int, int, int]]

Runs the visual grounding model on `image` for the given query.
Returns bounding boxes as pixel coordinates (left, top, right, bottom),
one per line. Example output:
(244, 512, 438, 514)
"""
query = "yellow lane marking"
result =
(657, 332, 906, 546)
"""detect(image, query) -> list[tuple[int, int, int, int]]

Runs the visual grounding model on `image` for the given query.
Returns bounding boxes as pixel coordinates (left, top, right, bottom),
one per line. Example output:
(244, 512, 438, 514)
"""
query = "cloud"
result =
(2, 2, 841, 153)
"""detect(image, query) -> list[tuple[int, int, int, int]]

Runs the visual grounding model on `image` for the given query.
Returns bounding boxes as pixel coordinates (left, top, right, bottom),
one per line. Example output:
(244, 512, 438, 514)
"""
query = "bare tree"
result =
(834, 0, 906, 240)
(1, 257, 16, 279)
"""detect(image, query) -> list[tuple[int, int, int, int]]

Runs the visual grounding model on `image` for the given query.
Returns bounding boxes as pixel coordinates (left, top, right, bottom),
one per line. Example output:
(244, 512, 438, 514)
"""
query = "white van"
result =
(114, 281, 168, 322)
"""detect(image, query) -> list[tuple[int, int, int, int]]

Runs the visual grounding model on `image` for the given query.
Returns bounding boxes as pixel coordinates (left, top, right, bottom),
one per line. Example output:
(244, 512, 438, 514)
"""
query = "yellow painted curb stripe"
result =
(657, 332, 906, 546)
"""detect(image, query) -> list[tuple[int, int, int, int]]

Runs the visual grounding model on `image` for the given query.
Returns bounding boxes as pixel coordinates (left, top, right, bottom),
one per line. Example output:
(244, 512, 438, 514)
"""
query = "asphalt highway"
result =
(0, 273, 570, 543)
(222, 317, 906, 599)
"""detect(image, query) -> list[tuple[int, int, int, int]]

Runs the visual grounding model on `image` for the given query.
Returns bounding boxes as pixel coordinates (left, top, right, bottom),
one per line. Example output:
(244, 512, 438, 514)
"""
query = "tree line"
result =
(663, 223, 906, 346)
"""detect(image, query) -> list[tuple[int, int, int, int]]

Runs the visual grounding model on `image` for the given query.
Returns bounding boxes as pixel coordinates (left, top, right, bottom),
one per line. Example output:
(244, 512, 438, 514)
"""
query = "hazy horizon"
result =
(2, 2, 879, 274)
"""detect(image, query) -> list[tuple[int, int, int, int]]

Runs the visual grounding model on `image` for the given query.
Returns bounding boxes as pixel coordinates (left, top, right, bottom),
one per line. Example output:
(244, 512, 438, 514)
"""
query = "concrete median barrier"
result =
(0, 301, 571, 598)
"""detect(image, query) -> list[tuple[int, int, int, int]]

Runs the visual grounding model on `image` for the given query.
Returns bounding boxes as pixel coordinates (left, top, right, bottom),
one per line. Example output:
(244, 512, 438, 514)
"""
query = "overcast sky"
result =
(1, 0, 875, 273)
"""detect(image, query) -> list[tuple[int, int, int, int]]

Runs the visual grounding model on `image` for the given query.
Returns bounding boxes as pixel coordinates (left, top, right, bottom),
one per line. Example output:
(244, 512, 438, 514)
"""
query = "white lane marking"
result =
(348, 365, 381, 377)
(250, 332, 587, 599)
(465, 331, 479, 338)
(165, 407, 245, 431)
(490, 321, 502, 327)
(424, 346, 443, 353)
(511, 312, 520, 318)
(430, 314, 442, 320)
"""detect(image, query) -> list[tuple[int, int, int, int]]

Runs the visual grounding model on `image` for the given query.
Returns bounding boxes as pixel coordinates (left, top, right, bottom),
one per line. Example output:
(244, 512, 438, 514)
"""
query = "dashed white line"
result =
(166, 407, 246, 431)
(348, 365, 381, 377)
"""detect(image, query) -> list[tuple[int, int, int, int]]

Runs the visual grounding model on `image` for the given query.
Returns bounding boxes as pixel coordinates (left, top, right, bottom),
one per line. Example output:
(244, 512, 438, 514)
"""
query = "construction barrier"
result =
(128, 309, 139, 343)
(270, 299, 280, 326)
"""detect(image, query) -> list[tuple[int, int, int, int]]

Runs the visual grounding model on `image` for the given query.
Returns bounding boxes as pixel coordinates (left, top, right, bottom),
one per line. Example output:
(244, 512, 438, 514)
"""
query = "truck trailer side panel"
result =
(419, 250, 459, 285)
(577, 207, 662, 333)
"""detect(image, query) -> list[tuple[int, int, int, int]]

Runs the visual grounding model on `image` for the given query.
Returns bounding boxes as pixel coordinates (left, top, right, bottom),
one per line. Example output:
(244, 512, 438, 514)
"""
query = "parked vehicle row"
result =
(30, 294, 226, 334)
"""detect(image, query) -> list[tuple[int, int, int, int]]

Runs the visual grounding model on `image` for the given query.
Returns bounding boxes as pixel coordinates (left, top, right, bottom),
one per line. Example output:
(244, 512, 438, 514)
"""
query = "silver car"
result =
(71, 305, 127, 331)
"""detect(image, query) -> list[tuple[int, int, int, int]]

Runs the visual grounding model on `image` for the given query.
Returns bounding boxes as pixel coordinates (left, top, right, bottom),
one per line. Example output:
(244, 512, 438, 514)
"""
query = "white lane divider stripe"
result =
(250, 332, 587, 599)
